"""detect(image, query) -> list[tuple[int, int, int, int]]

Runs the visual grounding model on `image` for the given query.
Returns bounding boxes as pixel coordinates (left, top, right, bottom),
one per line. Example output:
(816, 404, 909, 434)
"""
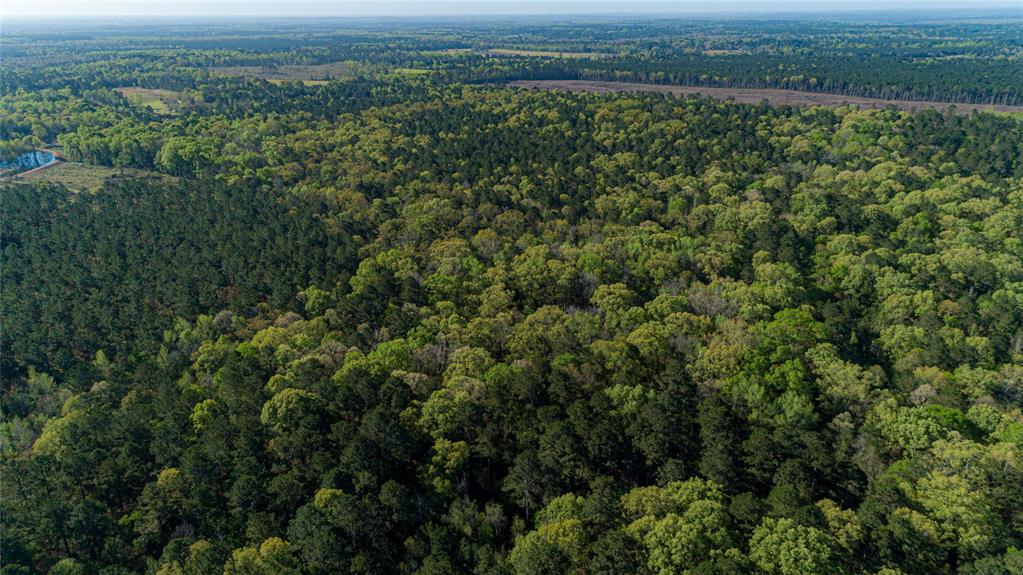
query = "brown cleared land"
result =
(509, 80, 1023, 115)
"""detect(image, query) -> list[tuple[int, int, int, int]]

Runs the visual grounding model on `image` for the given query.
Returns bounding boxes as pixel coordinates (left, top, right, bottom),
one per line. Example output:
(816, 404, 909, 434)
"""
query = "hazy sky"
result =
(1, 0, 1017, 17)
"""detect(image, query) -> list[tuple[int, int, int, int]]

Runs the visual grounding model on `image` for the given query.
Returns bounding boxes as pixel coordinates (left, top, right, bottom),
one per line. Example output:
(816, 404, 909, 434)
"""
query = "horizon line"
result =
(3, 1, 1020, 19)
(4, 9, 1021, 20)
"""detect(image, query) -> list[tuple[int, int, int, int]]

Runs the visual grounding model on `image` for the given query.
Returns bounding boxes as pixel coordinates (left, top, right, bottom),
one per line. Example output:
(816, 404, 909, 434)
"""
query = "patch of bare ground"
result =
(508, 80, 1023, 115)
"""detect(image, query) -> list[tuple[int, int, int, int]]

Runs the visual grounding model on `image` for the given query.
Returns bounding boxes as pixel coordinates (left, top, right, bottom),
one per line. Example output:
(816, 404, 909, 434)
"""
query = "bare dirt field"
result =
(509, 80, 1023, 115)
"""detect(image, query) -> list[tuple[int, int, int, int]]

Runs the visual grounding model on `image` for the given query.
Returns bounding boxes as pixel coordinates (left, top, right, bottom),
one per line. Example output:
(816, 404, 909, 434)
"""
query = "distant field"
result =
(487, 49, 612, 59)
(211, 61, 360, 82)
(420, 48, 473, 56)
(115, 87, 180, 114)
(422, 48, 609, 59)
(9, 162, 171, 192)
(393, 67, 432, 76)
(266, 79, 330, 86)
(509, 80, 1023, 115)
(703, 49, 748, 56)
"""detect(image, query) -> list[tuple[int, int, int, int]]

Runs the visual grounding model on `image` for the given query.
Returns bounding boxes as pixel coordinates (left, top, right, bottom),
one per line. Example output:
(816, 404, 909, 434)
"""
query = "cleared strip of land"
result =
(509, 80, 1023, 115)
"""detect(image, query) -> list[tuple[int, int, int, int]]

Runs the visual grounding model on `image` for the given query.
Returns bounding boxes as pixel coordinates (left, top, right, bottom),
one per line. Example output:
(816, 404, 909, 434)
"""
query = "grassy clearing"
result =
(115, 87, 180, 114)
(393, 68, 432, 76)
(486, 48, 611, 59)
(266, 79, 331, 86)
(9, 162, 172, 192)
(419, 48, 473, 57)
(211, 61, 360, 82)
(703, 49, 748, 56)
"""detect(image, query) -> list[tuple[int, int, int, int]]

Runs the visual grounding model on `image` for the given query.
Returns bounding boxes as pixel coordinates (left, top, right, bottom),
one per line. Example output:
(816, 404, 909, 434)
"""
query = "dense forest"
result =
(3, 16, 1023, 106)
(2, 11, 1023, 575)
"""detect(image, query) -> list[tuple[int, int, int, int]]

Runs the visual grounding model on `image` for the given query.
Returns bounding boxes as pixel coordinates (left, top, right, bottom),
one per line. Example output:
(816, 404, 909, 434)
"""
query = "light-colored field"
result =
(508, 80, 1023, 115)
(487, 49, 612, 59)
(115, 87, 180, 114)
(10, 162, 172, 192)
(211, 61, 359, 83)
(420, 48, 473, 57)
(703, 49, 748, 56)
(266, 79, 331, 86)
(393, 68, 432, 76)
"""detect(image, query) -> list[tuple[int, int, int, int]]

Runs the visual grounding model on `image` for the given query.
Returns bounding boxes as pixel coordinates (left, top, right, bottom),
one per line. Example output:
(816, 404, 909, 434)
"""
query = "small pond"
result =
(0, 150, 57, 171)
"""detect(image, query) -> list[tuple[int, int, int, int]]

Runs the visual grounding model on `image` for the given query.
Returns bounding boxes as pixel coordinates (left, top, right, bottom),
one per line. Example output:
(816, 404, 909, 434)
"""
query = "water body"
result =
(0, 150, 57, 171)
